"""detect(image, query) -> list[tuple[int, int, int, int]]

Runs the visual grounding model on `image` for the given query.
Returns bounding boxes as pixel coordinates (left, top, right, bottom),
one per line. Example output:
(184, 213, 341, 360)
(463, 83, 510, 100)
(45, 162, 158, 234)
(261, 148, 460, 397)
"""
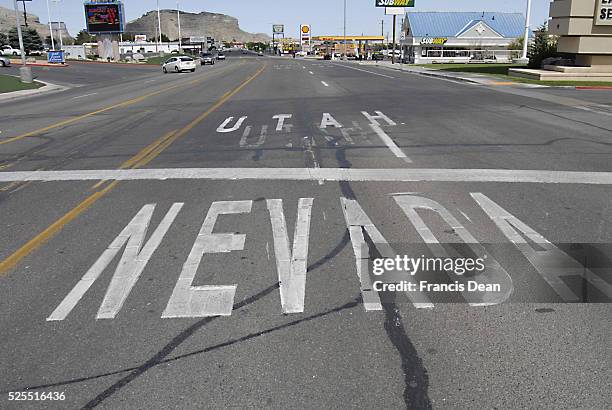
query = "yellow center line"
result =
(0, 61, 246, 148)
(0, 63, 267, 275)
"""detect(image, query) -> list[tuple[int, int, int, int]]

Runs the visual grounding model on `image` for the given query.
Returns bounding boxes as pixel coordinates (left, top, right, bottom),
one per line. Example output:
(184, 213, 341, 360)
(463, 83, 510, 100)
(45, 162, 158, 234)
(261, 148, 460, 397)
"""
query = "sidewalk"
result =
(0, 79, 68, 102)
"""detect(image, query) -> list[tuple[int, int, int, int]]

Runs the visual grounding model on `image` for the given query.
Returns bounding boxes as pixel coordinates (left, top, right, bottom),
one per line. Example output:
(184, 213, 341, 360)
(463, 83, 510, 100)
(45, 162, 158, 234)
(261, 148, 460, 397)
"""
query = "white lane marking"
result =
(309, 71, 314, 75)
(361, 110, 396, 126)
(216, 116, 247, 133)
(162, 201, 252, 318)
(71, 92, 98, 100)
(369, 123, 412, 163)
(329, 62, 395, 79)
(47, 203, 183, 321)
(273, 114, 292, 131)
(6, 168, 612, 185)
(319, 113, 343, 129)
(394, 195, 512, 306)
(575, 105, 612, 117)
(321, 81, 329, 87)
(472, 193, 612, 301)
(267, 198, 314, 314)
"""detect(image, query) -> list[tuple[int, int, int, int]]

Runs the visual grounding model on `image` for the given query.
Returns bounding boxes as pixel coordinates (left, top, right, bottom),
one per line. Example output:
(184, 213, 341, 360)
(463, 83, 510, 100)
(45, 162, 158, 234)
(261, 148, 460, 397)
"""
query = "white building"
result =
(400, 12, 528, 64)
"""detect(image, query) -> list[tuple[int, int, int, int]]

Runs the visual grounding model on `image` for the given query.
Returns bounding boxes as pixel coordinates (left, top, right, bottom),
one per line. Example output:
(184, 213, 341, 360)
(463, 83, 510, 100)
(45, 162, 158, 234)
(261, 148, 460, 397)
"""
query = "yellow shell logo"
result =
(301, 26, 310, 34)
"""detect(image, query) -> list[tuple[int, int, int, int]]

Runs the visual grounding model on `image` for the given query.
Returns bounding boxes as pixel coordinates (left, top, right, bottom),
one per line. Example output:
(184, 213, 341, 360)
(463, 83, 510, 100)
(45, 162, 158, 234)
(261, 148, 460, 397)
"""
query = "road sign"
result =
(375, 0, 414, 7)
(47, 50, 65, 64)
(273, 24, 284, 34)
(189, 36, 206, 43)
(385, 7, 405, 15)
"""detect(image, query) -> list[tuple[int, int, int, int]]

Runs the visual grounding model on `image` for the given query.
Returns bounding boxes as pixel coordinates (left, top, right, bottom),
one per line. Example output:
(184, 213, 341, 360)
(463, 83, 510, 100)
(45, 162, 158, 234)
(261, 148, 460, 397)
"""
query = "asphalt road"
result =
(0, 54, 611, 409)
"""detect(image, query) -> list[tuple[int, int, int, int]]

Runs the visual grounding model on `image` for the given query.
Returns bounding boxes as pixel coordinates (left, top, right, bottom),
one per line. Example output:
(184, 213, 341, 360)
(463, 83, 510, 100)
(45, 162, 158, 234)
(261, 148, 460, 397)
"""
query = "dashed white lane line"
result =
(71, 92, 98, 100)
(329, 62, 395, 79)
(321, 81, 329, 87)
(309, 71, 314, 75)
(369, 123, 412, 163)
(4, 168, 612, 185)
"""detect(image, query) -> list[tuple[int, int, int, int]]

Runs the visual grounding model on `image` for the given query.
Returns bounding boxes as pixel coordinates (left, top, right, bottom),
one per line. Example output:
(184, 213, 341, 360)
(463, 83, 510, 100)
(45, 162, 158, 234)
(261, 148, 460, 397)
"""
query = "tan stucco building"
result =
(511, 0, 612, 80)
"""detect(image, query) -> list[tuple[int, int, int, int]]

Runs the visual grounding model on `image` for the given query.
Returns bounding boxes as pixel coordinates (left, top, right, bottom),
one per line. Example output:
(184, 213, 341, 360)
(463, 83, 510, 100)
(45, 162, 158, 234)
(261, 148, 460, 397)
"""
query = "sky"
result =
(1, 0, 553, 39)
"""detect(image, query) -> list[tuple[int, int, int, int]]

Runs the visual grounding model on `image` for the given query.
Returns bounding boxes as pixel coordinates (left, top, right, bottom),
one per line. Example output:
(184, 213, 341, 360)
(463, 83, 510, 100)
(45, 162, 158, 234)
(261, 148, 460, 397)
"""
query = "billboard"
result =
(84, 2, 125, 34)
(375, 0, 414, 7)
(273, 24, 284, 34)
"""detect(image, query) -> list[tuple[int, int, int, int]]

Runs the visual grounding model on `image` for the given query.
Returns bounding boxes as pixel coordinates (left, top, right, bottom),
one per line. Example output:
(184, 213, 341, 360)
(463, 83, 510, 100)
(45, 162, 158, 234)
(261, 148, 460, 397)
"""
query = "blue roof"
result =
(406, 12, 525, 38)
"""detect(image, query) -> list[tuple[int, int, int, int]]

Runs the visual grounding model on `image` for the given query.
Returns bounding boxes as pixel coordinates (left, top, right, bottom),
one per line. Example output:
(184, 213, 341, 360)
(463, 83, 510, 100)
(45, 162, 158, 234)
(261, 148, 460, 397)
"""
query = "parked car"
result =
(28, 49, 44, 56)
(257, 52, 264, 57)
(371, 53, 384, 61)
(162, 56, 196, 73)
(1, 46, 19, 56)
(200, 52, 215, 65)
(0, 56, 10, 67)
(216, 53, 226, 61)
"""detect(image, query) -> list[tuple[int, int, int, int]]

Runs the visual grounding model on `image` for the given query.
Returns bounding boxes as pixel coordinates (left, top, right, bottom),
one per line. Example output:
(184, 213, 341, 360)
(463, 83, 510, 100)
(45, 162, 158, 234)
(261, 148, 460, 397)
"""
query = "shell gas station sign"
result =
(300, 24, 311, 50)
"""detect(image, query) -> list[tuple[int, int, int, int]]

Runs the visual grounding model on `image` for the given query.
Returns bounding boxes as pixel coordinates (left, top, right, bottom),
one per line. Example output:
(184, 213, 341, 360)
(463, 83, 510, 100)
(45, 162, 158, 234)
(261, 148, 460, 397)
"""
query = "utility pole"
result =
(392, 14, 396, 64)
(157, 0, 163, 51)
(343, 0, 347, 60)
(52, 0, 63, 51)
(520, 0, 532, 62)
(20, 0, 28, 27)
(12, 0, 31, 83)
(177, 1, 182, 51)
(381, 19, 384, 37)
(46, 0, 55, 50)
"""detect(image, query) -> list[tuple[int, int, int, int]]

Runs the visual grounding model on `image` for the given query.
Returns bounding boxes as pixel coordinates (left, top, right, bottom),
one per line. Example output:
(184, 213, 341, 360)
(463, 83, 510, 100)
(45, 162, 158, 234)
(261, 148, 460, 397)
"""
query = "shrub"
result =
(528, 24, 559, 69)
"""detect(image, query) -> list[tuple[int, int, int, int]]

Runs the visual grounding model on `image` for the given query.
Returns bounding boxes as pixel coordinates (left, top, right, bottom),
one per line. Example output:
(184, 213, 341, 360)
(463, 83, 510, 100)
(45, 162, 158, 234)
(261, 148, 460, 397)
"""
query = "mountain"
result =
(125, 10, 269, 43)
(0, 6, 71, 40)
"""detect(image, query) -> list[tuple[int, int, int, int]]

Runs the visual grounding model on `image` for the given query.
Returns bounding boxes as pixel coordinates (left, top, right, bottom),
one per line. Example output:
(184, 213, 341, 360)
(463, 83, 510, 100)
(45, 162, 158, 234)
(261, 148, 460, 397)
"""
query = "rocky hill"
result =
(125, 10, 269, 43)
(0, 6, 71, 40)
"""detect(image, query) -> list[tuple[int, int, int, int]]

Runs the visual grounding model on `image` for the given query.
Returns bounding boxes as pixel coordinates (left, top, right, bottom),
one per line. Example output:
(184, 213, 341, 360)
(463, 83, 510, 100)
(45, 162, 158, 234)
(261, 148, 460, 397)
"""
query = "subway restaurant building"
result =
(400, 12, 526, 64)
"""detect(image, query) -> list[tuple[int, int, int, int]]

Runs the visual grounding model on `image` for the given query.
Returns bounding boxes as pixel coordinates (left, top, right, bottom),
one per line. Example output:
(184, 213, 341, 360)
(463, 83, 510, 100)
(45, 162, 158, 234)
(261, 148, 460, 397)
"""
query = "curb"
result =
(8, 59, 70, 68)
(575, 86, 612, 90)
(0, 78, 68, 102)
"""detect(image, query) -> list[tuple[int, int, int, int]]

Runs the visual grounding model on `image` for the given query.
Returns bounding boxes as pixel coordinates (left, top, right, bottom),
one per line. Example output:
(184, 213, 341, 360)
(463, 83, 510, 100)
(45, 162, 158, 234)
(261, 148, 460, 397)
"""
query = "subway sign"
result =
(375, 0, 415, 7)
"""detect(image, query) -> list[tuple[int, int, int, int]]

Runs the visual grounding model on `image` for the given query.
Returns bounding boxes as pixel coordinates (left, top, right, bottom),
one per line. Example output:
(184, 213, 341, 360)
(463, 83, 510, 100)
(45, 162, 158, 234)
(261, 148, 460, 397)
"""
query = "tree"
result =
(160, 33, 170, 43)
(528, 23, 559, 69)
(0, 32, 8, 47)
(74, 29, 96, 45)
(508, 37, 524, 51)
(8, 27, 43, 53)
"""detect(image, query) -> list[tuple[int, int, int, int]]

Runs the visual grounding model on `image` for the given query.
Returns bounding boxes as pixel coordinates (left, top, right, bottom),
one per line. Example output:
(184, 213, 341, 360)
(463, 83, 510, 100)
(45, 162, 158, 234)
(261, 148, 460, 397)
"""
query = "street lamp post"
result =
(45, 0, 55, 50)
(177, 0, 182, 51)
(521, 0, 532, 61)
